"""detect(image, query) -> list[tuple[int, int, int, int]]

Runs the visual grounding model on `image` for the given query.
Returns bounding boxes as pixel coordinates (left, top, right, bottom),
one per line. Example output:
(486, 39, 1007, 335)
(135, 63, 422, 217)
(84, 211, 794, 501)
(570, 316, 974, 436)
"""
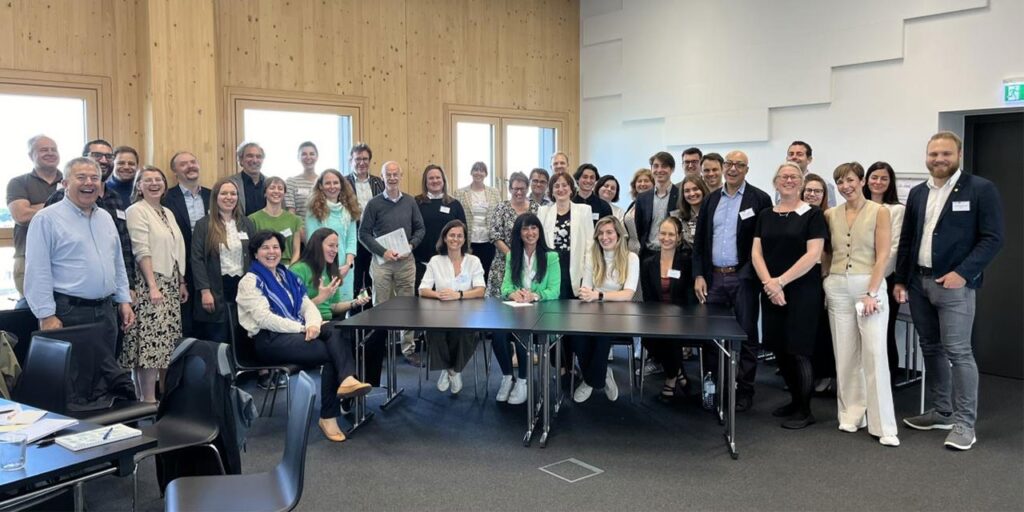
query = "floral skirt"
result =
(120, 267, 183, 369)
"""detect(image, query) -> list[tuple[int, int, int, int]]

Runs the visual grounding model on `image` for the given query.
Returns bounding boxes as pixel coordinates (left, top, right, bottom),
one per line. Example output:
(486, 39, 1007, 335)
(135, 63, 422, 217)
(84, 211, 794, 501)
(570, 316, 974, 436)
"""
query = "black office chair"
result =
(132, 354, 225, 510)
(163, 371, 316, 512)
(13, 337, 71, 413)
(225, 303, 298, 417)
(0, 307, 39, 364)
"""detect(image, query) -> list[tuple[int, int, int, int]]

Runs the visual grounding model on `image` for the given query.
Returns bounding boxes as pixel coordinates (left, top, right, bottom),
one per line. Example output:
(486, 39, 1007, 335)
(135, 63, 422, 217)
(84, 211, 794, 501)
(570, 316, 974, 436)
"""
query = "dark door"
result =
(964, 111, 1024, 379)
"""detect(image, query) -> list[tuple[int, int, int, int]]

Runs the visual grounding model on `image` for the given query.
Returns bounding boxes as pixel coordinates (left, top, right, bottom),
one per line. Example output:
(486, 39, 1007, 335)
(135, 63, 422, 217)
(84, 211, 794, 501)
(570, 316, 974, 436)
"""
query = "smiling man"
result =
(228, 141, 268, 216)
(7, 135, 63, 301)
(700, 152, 724, 191)
(104, 146, 139, 202)
(635, 151, 679, 262)
(163, 150, 211, 337)
(25, 157, 135, 340)
(346, 142, 385, 299)
(780, 141, 836, 207)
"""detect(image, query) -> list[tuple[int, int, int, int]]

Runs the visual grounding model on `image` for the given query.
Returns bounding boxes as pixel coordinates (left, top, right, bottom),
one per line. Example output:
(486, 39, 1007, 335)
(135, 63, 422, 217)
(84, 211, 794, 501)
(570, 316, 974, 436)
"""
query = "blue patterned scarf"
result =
(250, 261, 307, 323)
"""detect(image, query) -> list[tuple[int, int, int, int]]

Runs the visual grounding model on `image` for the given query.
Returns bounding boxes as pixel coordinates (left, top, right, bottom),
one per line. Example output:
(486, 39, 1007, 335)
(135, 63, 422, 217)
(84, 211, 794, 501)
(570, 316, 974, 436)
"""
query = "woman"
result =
(595, 175, 624, 219)
(538, 173, 595, 301)
(122, 166, 187, 402)
(673, 175, 710, 249)
(494, 213, 561, 404)
(824, 162, 898, 446)
(236, 231, 371, 443)
(414, 165, 466, 289)
(304, 169, 360, 303)
(623, 168, 654, 254)
(864, 161, 905, 386)
(249, 176, 302, 265)
(419, 221, 486, 394)
(571, 216, 639, 403)
(291, 227, 371, 322)
(285, 141, 319, 218)
(192, 178, 257, 342)
(803, 174, 837, 394)
(751, 163, 827, 429)
(640, 217, 693, 401)
(453, 161, 502, 276)
(487, 172, 538, 298)
(572, 163, 613, 223)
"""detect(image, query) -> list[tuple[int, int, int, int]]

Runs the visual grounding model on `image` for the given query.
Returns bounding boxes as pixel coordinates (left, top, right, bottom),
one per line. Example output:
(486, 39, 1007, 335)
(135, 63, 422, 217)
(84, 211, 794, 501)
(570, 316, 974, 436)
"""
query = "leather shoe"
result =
(781, 413, 816, 430)
(404, 353, 425, 368)
(337, 376, 372, 398)
(318, 418, 346, 442)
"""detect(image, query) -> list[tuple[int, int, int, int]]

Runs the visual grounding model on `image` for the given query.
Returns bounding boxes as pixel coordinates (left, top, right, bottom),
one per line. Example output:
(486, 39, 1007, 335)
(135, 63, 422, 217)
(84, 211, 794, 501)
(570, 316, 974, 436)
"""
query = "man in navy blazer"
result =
(163, 151, 212, 338)
(894, 132, 1003, 451)
(635, 151, 680, 263)
(692, 150, 774, 411)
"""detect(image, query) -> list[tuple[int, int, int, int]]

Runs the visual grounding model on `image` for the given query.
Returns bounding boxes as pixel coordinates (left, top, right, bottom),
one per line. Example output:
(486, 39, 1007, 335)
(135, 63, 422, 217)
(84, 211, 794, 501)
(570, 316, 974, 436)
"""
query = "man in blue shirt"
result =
(25, 157, 135, 340)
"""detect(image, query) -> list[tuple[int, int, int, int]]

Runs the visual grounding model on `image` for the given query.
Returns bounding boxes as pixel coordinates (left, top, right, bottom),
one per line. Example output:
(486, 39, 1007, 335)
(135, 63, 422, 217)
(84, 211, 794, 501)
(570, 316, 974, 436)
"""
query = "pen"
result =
(102, 427, 114, 440)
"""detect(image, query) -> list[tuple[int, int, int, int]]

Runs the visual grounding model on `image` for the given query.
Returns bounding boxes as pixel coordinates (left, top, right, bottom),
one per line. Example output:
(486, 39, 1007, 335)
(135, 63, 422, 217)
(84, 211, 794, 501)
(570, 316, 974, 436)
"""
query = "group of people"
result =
(9, 131, 1002, 451)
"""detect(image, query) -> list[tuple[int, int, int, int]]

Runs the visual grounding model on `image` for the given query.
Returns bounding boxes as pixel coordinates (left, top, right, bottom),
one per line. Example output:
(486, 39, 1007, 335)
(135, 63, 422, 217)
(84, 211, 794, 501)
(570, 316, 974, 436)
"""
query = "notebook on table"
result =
(55, 424, 142, 451)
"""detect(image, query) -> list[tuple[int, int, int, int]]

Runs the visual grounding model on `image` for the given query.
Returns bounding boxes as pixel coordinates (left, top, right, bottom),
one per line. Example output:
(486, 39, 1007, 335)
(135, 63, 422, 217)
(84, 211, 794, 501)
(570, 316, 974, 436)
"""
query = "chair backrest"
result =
(225, 302, 260, 369)
(276, 371, 316, 511)
(13, 337, 71, 413)
(0, 308, 40, 364)
(162, 354, 217, 425)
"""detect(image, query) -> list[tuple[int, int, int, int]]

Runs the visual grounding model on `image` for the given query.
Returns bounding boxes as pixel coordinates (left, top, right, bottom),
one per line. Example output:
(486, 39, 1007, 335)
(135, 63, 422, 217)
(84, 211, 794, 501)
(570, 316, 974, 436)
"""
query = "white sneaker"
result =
(437, 370, 450, 392)
(879, 436, 900, 447)
(839, 417, 867, 432)
(573, 382, 593, 403)
(450, 371, 463, 394)
(508, 379, 528, 405)
(604, 367, 619, 401)
(496, 375, 514, 402)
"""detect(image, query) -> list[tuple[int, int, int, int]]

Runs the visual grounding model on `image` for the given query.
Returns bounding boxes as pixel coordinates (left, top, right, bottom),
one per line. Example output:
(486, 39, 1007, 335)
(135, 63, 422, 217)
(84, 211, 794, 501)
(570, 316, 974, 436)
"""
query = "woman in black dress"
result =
(751, 163, 828, 429)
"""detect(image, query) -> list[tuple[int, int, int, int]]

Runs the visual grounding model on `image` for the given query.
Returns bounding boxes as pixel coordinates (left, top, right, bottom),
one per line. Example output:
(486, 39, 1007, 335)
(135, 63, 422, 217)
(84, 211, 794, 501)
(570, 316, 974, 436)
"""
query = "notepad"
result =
(502, 301, 535, 308)
(20, 418, 79, 443)
(55, 424, 141, 451)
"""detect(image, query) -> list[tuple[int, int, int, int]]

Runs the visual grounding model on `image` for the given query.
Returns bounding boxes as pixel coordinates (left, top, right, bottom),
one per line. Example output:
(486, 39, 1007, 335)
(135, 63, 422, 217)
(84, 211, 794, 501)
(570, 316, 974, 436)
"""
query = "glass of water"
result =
(0, 432, 27, 471)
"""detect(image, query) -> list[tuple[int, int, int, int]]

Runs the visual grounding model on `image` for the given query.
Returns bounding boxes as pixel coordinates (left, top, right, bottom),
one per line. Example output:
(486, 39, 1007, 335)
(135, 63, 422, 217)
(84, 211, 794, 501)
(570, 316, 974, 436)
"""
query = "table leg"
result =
(717, 339, 726, 425)
(726, 339, 738, 460)
(381, 330, 405, 410)
(73, 482, 84, 512)
(347, 328, 375, 435)
(553, 335, 562, 416)
(524, 332, 535, 447)
(540, 333, 551, 448)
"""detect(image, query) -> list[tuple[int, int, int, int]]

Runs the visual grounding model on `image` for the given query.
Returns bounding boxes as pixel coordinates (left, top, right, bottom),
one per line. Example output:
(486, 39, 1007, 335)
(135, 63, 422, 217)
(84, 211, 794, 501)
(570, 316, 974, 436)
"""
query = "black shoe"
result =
(404, 353, 425, 368)
(772, 402, 800, 417)
(781, 413, 816, 429)
(257, 373, 274, 390)
(340, 397, 354, 415)
(735, 394, 753, 412)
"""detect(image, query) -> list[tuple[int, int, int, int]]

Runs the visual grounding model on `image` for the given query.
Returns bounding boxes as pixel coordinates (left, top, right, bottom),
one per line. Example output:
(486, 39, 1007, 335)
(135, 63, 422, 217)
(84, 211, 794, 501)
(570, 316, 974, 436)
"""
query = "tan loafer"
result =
(318, 418, 346, 443)
(337, 376, 372, 398)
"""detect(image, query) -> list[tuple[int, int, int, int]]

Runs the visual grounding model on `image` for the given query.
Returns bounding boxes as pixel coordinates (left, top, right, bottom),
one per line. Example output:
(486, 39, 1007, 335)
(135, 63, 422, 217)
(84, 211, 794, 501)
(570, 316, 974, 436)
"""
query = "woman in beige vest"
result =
(823, 162, 898, 447)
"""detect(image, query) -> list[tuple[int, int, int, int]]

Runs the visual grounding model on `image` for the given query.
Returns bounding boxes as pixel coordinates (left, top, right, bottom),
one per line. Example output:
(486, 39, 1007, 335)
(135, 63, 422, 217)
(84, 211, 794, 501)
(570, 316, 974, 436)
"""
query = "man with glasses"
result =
(680, 147, 703, 178)
(346, 143, 385, 296)
(779, 141, 836, 207)
(25, 157, 135, 338)
(228, 141, 268, 216)
(7, 135, 63, 304)
(693, 150, 773, 411)
(529, 168, 552, 205)
(83, 139, 116, 181)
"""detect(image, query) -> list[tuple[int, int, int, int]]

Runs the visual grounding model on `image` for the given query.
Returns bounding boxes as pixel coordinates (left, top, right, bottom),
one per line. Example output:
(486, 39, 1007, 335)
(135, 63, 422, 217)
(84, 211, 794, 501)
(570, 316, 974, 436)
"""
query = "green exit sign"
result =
(1005, 80, 1024, 103)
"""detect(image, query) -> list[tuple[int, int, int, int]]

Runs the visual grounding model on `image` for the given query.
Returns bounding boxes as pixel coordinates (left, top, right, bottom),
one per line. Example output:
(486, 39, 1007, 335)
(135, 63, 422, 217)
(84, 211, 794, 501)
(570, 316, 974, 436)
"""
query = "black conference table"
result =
(0, 399, 156, 511)
(338, 297, 746, 458)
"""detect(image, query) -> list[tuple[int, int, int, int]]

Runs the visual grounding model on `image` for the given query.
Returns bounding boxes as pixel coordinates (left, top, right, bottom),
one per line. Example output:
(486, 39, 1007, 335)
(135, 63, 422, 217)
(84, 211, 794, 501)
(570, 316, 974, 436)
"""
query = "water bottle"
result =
(702, 372, 716, 410)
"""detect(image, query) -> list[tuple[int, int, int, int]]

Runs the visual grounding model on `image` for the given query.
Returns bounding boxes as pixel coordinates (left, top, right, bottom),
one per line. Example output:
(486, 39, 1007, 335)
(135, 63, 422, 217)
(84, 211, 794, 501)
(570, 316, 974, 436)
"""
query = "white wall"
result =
(580, 0, 1024, 203)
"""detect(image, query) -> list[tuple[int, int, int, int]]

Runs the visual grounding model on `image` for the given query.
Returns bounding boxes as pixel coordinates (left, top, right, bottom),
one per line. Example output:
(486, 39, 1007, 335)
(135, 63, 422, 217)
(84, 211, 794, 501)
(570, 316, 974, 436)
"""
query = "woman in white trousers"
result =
(823, 162, 899, 447)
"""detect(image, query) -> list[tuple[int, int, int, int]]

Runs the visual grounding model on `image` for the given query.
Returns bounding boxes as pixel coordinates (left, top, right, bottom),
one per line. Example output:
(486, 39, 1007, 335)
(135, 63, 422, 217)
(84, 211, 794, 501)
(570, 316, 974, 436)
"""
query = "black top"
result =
(413, 198, 467, 263)
(754, 206, 827, 279)
(640, 249, 694, 306)
(572, 193, 612, 225)
(240, 173, 267, 216)
(553, 211, 574, 299)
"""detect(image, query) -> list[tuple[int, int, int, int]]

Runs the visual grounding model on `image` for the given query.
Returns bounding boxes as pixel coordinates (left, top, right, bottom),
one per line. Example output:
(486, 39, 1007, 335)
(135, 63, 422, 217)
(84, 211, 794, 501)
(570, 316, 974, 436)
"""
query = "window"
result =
(446, 105, 567, 193)
(226, 88, 365, 180)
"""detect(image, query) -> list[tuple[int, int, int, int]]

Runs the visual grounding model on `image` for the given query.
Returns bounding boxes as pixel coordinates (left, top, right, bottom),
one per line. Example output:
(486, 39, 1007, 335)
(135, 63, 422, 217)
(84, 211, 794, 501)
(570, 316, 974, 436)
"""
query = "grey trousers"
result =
(909, 273, 978, 429)
(426, 331, 477, 373)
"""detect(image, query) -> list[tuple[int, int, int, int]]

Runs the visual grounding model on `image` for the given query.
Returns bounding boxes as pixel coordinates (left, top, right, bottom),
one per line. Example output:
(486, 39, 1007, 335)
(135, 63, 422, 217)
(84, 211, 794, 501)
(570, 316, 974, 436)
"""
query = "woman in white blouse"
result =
(419, 220, 486, 395)
(864, 161, 906, 385)
(571, 216, 640, 403)
(453, 161, 503, 277)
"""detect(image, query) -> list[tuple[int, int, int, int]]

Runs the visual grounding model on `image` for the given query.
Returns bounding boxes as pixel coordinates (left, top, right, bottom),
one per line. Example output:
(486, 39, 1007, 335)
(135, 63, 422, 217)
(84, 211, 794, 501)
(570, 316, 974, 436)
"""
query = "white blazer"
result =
(538, 202, 595, 296)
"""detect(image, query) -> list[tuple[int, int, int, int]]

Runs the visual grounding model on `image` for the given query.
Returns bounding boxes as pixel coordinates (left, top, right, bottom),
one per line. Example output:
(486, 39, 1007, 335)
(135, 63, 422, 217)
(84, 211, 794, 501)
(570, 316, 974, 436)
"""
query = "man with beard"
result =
(163, 151, 211, 337)
(895, 131, 1003, 451)
(228, 141, 268, 216)
(7, 135, 63, 303)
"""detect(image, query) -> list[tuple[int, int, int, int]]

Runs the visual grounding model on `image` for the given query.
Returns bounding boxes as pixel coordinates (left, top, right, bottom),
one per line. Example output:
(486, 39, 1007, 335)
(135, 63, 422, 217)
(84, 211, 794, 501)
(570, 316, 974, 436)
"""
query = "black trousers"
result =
(704, 272, 761, 396)
(643, 338, 683, 379)
(884, 274, 900, 384)
(53, 292, 118, 350)
(253, 327, 356, 418)
(354, 244, 375, 299)
(470, 242, 496, 278)
(569, 335, 613, 388)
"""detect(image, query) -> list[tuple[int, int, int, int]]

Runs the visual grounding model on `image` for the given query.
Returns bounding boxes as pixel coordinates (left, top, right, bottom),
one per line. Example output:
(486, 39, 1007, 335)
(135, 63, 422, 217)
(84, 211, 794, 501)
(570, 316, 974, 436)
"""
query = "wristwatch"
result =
(458, 290, 464, 300)
(598, 291, 605, 302)
(865, 291, 878, 299)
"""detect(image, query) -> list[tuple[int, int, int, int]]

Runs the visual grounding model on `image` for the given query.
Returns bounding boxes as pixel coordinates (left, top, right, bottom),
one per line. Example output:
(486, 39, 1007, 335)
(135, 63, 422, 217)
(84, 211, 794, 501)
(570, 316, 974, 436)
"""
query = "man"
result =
(635, 152, 679, 262)
(550, 152, 569, 176)
(7, 135, 63, 303)
(83, 139, 115, 182)
(228, 142, 267, 216)
(571, 163, 613, 223)
(358, 161, 425, 369)
(692, 150, 773, 411)
(105, 146, 139, 201)
(701, 152, 724, 191)
(681, 147, 703, 178)
(25, 157, 135, 339)
(163, 151, 212, 337)
(529, 168, 552, 205)
(781, 141, 836, 207)
(346, 143, 385, 295)
(895, 131, 1003, 451)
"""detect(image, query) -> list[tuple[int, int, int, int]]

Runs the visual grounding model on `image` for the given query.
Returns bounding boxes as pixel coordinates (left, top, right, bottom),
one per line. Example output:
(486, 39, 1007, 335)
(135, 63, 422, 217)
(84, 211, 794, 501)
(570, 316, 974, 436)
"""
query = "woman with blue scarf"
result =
(237, 230, 371, 443)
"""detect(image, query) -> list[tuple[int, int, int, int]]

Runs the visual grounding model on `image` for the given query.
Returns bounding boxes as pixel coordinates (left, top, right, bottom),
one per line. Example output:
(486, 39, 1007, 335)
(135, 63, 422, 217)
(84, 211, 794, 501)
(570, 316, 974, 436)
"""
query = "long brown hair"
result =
(206, 178, 245, 256)
(676, 175, 710, 222)
(308, 168, 360, 222)
(590, 216, 630, 288)
(415, 164, 455, 205)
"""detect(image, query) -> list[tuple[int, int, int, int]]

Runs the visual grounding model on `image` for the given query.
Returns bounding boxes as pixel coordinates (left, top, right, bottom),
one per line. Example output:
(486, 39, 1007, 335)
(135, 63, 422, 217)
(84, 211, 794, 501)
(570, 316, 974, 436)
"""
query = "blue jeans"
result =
(909, 273, 979, 429)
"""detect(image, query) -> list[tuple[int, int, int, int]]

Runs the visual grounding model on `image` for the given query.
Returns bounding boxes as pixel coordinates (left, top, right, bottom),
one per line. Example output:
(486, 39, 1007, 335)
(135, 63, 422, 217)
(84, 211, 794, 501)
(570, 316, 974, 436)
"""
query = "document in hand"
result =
(374, 228, 412, 265)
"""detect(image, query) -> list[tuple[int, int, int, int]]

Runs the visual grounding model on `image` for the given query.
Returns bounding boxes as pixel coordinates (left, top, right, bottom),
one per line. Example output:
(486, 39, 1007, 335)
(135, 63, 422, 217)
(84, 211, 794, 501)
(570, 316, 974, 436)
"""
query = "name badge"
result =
(439, 206, 451, 214)
(667, 269, 681, 279)
(116, 209, 126, 220)
(281, 228, 293, 238)
(952, 201, 970, 212)
(238, 232, 249, 240)
(592, 212, 600, 220)
(297, 188, 310, 197)
(739, 208, 755, 220)
(795, 203, 811, 216)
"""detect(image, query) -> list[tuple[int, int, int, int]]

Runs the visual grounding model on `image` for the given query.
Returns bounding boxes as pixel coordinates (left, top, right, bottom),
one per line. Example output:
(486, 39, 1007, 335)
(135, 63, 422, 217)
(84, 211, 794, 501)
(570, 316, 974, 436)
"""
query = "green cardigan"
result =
(500, 251, 561, 301)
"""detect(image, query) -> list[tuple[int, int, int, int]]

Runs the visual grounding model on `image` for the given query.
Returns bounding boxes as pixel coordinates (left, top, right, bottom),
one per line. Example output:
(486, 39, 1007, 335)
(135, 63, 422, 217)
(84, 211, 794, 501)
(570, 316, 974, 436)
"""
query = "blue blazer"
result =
(692, 182, 773, 281)
(894, 172, 1003, 289)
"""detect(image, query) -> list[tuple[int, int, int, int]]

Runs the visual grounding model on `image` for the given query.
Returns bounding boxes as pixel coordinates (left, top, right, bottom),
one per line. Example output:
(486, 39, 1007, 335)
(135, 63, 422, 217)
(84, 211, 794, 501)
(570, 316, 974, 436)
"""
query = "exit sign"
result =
(1005, 79, 1024, 103)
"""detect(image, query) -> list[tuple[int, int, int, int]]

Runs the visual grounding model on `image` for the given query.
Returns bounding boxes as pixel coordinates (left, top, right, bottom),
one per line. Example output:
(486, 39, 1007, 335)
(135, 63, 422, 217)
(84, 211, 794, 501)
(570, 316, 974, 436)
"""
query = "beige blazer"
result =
(538, 202, 595, 296)
(453, 185, 504, 243)
(126, 201, 187, 278)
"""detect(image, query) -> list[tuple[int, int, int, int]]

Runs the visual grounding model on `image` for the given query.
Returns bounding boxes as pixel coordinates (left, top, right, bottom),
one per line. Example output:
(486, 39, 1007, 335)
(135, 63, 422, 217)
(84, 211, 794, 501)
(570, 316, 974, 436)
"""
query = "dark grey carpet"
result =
(90, 348, 1023, 511)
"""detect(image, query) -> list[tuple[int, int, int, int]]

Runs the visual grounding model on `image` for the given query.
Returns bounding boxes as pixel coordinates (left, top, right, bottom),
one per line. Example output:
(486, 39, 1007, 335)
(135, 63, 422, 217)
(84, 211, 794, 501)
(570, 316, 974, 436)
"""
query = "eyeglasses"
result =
(510, 186, 528, 192)
(724, 161, 748, 169)
(683, 160, 700, 167)
(777, 175, 802, 182)
(353, 157, 370, 163)
(530, 179, 548, 185)
(89, 152, 114, 161)
(803, 189, 824, 195)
